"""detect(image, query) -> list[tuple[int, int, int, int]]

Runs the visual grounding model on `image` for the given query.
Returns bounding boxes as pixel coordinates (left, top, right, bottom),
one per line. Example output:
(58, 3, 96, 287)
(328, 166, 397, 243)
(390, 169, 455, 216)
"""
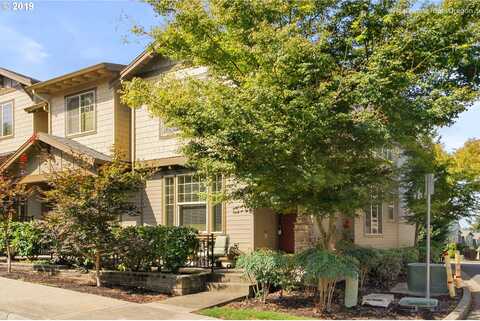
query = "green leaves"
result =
(296, 248, 358, 283)
(123, 0, 480, 224)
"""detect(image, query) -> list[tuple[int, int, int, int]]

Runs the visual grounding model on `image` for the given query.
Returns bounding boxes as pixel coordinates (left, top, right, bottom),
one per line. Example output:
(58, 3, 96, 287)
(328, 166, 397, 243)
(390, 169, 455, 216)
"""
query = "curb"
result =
(444, 285, 471, 320)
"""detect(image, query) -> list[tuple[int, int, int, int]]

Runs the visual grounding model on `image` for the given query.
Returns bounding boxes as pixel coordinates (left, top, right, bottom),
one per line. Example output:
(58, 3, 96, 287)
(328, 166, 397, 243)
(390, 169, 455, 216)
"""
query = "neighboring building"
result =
(460, 229, 477, 248)
(447, 222, 463, 244)
(0, 51, 415, 253)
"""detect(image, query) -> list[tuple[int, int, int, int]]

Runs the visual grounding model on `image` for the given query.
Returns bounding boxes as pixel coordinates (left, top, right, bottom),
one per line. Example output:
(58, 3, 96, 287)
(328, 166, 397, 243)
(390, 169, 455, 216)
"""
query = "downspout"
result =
(131, 107, 143, 225)
(131, 108, 136, 170)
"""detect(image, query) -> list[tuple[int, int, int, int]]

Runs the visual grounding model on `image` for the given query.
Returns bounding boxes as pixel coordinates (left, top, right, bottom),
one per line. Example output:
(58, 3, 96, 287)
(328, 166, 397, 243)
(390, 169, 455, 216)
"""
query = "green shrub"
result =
(296, 248, 357, 313)
(393, 247, 419, 274)
(276, 254, 302, 294)
(113, 225, 198, 273)
(10, 221, 44, 260)
(114, 226, 158, 271)
(162, 226, 199, 273)
(417, 240, 444, 263)
(337, 242, 380, 288)
(237, 249, 286, 302)
(369, 249, 402, 289)
(445, 242, 457, 258)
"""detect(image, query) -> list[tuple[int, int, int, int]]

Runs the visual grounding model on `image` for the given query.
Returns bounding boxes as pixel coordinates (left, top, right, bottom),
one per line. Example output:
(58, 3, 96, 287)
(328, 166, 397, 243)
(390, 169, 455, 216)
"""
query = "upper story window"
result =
(159, 119, 178, 137)
(0, 101, 13, 138)
(365, 202, 383, 235)
(0, 77, 18, 89)
(66, 90, 95, 136)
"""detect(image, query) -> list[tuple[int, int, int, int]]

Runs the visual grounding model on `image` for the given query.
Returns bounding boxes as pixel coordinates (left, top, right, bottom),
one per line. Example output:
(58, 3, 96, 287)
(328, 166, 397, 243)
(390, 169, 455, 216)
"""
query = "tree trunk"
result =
(314, 215, 337, 251)
(95, 250, 102, 287)
(414, 223, 419, 246)
(6, 245, 12, 273)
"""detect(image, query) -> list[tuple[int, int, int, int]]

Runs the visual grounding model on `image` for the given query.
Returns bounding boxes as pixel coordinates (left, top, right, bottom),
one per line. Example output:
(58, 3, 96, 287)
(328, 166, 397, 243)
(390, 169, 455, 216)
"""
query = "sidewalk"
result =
(0, 277, 214, 320)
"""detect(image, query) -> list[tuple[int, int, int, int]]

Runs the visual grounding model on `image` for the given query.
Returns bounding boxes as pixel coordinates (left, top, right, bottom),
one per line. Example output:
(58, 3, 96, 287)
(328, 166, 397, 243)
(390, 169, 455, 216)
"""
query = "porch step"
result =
(208, 271, 251, 284)
(206, 282, 253, 296)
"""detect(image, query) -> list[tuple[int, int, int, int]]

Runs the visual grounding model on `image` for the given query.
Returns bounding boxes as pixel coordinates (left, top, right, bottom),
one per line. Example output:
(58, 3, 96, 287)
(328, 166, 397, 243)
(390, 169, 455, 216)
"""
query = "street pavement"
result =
(462, 262, 480, 319)
(0, 277, 214, 320)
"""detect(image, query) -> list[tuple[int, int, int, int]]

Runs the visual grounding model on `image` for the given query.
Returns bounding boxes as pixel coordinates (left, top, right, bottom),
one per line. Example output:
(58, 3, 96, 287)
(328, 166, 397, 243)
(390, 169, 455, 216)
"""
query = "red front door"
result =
(279, 214, 297, 253)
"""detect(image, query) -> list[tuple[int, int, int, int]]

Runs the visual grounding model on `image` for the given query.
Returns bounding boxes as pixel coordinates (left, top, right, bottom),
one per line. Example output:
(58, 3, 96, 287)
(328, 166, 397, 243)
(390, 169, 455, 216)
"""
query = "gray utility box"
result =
(407, 263, 448, 296)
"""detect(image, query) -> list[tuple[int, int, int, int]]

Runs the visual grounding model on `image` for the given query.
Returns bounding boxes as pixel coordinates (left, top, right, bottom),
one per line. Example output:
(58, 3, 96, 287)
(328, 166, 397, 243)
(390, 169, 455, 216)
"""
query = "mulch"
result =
(0, 267, 170, 303)
(225, 287, 460, 320)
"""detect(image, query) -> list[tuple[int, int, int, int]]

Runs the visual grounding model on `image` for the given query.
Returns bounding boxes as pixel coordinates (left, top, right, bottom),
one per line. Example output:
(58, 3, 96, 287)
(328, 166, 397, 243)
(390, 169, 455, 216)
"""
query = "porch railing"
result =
(188, 233, 215, 271)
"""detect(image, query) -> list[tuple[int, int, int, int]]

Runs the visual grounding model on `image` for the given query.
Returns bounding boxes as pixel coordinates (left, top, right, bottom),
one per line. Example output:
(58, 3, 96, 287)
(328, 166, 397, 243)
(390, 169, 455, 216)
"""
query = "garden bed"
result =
(0, 266, 170, 303)
(202, 287, 461, 320)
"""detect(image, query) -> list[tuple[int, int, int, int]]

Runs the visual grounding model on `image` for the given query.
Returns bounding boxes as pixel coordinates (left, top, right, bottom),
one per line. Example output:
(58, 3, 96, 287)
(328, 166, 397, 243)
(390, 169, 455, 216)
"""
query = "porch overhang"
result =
(136, 156, 187, 169)
(0, 132, 112, 174)
(27, 63, 125, 95)
(24, 101, 48, 113)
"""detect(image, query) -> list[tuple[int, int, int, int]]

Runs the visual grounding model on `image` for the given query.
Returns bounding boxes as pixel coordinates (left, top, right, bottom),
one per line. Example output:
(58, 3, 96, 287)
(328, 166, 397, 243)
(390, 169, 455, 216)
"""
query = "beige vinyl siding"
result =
(114, 91, 131, 161)
(28, 192, 42, 219)
(140, 173, 164, 226)
(0, 88, 35, 153)
(354, 207, 415, 249)
(225, 200, 254, 252)
(134, 106, 182, 161)
(133, 66, 208, 162)
(253, 208, 279, 249)
(50, 80, 115, 156)
(22, 147, 84, 176)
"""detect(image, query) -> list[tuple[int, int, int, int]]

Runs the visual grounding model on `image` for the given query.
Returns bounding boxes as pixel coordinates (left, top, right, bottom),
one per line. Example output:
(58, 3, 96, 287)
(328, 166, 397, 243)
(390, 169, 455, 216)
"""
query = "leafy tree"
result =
(44, 156, 145, 286)
(123, 0, 480, 250)
(401, 137, 480, 246)
(0, 175, 31, 273)
(453, 138, 480, 181)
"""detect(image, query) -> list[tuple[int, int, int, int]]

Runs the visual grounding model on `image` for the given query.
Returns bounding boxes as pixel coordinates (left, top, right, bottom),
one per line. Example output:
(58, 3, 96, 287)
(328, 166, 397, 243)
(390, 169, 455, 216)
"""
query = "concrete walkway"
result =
(0, 277, 214, 320)
(150, 290, 247, 313)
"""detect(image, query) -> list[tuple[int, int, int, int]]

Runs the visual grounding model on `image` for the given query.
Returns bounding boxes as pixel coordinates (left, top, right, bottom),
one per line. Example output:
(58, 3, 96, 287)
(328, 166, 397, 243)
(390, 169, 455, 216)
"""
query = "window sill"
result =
(364, 234, 383, 238)
(66, 130, 97, 139)
(0, 134, 14, 141)
(159, 133, 179, 140)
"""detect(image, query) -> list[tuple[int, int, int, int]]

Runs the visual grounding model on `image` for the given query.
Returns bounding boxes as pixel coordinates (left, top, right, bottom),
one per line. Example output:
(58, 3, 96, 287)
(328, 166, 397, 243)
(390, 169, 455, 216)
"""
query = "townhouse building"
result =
(0, 51, 415, 253)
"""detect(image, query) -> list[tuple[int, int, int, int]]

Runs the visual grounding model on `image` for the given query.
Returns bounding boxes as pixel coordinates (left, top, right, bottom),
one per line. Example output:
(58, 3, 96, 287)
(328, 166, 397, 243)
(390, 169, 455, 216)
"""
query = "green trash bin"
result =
(407, 263, 448, 296)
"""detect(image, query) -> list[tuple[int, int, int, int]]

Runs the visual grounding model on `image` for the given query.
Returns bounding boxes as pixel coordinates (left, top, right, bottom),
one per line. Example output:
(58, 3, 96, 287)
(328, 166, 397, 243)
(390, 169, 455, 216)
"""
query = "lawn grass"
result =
(198, 306, 314, 320)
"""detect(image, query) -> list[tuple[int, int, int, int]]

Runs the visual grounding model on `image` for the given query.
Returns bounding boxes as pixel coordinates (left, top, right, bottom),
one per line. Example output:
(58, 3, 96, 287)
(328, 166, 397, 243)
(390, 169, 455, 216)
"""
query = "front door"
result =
(279, 214, 297, 253)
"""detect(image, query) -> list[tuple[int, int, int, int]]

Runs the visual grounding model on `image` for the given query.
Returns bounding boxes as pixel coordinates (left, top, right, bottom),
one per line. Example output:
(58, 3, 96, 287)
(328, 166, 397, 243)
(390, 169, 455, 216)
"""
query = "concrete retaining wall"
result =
(100, 269, 210, 296)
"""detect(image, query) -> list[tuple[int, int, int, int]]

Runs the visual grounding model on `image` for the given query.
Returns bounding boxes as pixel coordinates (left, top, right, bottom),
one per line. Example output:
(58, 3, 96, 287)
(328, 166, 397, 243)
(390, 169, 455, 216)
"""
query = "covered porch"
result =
(0, 132, 112, 221)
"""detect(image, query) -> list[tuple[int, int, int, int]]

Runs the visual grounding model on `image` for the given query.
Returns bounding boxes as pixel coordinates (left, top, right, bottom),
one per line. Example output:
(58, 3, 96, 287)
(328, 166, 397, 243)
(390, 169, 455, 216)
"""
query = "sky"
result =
(0, 0, 479, 152)
(0, 0, 159, 80)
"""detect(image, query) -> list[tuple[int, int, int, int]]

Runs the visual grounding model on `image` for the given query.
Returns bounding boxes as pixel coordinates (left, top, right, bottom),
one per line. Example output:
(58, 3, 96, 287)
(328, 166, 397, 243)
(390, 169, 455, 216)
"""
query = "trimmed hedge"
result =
(1, 221, 199, 274)
(114, 225, 199, 273)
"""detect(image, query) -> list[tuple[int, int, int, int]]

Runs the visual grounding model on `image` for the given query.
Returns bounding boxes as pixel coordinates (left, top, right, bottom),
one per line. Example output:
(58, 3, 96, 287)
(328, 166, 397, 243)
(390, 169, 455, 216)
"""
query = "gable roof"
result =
(28, 63, 125, 94)
(120, 49, 156, 80)
(0, 132, 111, 173)
(0, 67, 39, 86)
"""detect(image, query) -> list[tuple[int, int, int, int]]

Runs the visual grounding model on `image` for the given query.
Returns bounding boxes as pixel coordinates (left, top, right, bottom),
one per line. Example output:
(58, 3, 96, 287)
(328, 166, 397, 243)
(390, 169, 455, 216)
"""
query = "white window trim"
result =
(365, 202, 383, 236)
(65, 90, 96, 137)
(177, 173, 208, 233)
(163, 174, 225, 234)
(387, 201, 395, 221)
(159, 119, 179, 138)
(0, 100, 14, 139)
